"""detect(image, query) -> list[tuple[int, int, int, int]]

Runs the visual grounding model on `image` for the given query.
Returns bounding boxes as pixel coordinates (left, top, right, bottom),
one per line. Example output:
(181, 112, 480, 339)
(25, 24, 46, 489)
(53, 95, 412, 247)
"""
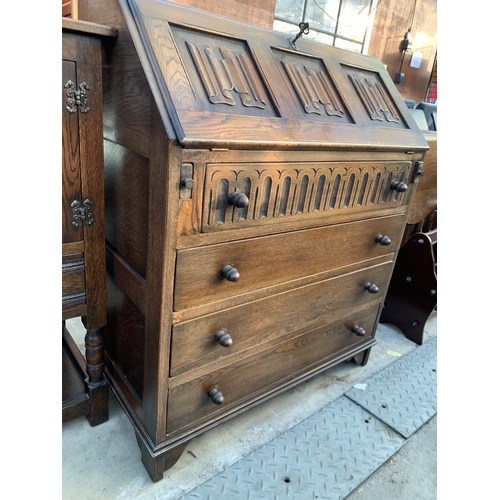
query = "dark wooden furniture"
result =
(62, 17, 116, 425)
(85, 0, 428, 481)
(380, 131, 437, 344)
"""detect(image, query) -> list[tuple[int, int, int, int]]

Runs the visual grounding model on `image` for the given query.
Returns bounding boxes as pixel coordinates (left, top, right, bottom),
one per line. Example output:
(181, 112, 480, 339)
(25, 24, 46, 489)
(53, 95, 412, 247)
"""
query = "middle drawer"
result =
(174, 214, 404, 311)
(170, 260, 392, 377)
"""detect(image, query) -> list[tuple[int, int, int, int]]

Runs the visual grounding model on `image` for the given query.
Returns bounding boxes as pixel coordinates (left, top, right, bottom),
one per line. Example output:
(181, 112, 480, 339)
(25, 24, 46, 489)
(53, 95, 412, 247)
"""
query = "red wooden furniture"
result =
(380, 131, 437, 344)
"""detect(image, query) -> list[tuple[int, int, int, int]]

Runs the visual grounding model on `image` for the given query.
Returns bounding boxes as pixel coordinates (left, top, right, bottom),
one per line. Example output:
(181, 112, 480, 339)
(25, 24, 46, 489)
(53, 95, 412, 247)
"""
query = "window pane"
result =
(273, 19, 302, 35)
(335, 37, 363, 53)
(305, 0, 341, 33)
(275, 0, 306, 24)
(307, 28, 334, 46)
(337, 0, 371, 43)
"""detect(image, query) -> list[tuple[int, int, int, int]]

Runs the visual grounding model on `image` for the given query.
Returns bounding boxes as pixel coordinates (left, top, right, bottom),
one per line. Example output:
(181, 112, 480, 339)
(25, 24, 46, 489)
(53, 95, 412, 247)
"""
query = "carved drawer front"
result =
(174, 215, 403, 311)
(201, 161, 412, 233)
(170, 261, 391, 377)
(167, 305, 380, 435)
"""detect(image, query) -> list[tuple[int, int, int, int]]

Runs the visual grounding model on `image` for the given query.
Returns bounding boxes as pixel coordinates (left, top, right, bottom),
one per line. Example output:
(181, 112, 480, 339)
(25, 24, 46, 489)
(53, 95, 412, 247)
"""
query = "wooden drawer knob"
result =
(208, 387, 224, 405)
(215, 330, 233, 347)
(390, 181, 408, 192)
(351, 325, 366, 336)
(181, 178, 194, 189)
(221, 265, 240, 282)
(228, 191, 249, 208)
(375, 234, 391, 246)
(364, 282, 379, 294)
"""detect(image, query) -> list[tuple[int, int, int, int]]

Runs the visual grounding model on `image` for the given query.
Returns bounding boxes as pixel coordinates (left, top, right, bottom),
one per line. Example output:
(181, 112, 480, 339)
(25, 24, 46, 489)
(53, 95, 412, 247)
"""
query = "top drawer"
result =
(201, 161, 412, 233)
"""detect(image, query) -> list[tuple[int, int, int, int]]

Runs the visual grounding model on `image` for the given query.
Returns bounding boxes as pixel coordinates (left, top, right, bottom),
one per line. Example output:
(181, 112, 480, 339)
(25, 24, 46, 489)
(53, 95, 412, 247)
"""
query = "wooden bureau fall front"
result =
(83, 0, 429, 482)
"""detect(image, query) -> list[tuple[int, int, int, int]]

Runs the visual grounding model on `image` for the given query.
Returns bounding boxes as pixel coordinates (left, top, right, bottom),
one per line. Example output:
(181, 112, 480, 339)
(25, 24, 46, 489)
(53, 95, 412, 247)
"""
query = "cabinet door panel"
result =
(62, 59, 83, 244)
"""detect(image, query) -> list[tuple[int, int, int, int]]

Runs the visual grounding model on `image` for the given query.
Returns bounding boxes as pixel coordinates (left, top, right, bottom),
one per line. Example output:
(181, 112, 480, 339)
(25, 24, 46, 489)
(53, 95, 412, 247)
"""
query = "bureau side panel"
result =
(104, 140, 149, 278)
(85, 0, 153, 158)
(103, 274, 145, 403)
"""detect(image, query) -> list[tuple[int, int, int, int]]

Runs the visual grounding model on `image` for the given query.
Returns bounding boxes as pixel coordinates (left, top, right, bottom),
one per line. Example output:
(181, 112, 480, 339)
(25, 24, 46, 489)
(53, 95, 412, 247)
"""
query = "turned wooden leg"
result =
(135, 432, 190, 483)
(85, 328, 109, 426)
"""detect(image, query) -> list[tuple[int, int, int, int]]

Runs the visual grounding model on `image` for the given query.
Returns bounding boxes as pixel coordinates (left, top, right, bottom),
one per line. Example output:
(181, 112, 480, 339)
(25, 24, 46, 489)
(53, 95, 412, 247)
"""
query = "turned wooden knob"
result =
(208, 387, 224, 405)
(415, 161, 424, 177)
(351, 325, 366, 336)
(364, 282, 379, 294)
(390, 181, 408, 192)
(375, 234, 391, 246)
(215, 330, 233, 347)
(181, 178, 194, 189)
(221, 265, 240, 282)
(228, 191, 249, 208)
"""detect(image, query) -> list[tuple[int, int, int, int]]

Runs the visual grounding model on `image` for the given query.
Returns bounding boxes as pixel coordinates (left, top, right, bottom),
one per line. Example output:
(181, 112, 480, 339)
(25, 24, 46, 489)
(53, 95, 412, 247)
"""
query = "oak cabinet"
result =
(62, 17, 116, 426)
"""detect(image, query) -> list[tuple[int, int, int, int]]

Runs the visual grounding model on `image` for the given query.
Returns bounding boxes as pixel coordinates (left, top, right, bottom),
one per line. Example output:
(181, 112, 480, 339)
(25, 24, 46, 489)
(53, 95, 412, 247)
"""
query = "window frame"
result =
(273, 0, 376, 54)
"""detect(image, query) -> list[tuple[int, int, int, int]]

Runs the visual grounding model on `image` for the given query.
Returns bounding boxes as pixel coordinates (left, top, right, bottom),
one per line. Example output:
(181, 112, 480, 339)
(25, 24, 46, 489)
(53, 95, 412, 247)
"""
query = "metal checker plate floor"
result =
(180, 339, 437, 500)
(345, 337, 437, 438)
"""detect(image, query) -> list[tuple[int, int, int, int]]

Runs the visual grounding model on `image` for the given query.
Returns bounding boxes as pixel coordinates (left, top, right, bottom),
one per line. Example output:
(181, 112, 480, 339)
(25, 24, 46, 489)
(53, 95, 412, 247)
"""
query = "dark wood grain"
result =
(62, 20, 115, 426)
(174, 216, 404, 310)
(171, 262, 392, 377)
(62, 59, 83, 244)
(82, 0, 427, 482)
(406, 131, 437, 225)
(167, 306, 380, 435)
(104, 140, 150, 277)
(85, 0, 153, 157)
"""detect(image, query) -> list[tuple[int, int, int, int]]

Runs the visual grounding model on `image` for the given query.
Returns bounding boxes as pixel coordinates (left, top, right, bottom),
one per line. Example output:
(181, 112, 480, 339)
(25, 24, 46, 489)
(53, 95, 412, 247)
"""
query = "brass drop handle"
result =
(228, 191, 249, 208)
(215, 330, 233, 347)
(351, 325, 366, 336)
(390, 181, 408, 192)
(221, 265, 240, 282)
(364, 282, 379, 294)
(375, 234, 391, 246)
(208, 387, 224, 405)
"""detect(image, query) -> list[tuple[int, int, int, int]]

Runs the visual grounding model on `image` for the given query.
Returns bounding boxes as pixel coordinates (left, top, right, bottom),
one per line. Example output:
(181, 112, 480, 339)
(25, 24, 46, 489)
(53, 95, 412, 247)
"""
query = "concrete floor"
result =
(62, 313, 437, 499)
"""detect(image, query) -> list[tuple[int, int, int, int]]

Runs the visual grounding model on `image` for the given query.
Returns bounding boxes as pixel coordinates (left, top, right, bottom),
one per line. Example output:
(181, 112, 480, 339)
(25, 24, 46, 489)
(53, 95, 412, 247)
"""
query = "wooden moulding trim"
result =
(177, 207, 408, 250)
(165, 338, 377, 442)
(106, 245, 147, 314)
(62, 241, 85, 255)
(104, 354, 145, 431)
(63, 325, 86, 374)
(62, 17, 118, 38)
(118, 0, 178, 142)
(62, 397, 89, 423)
(62, 296, 87, 321)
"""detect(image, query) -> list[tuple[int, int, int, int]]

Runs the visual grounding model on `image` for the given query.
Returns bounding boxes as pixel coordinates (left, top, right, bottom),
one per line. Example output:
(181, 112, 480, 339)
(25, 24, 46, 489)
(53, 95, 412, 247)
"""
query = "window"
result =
(274, 0, 375, 54)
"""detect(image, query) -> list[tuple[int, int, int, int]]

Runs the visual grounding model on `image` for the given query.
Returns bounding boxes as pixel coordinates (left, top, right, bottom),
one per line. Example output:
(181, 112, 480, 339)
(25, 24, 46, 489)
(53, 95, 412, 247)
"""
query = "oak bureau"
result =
(85, 0, 429, 481)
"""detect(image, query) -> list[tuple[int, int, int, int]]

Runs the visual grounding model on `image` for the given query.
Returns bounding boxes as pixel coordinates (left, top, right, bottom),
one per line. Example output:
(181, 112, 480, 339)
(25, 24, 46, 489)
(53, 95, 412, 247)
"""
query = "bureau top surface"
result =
(124, 0, 428, 152)
(62, 17, 118, 38)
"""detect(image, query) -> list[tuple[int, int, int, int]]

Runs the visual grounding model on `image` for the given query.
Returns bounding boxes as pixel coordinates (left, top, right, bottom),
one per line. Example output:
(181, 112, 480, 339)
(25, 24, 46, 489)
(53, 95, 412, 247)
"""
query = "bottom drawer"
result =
(166, 305, 380, 436)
